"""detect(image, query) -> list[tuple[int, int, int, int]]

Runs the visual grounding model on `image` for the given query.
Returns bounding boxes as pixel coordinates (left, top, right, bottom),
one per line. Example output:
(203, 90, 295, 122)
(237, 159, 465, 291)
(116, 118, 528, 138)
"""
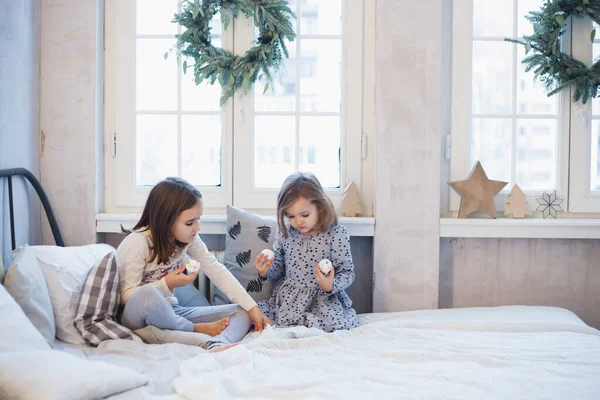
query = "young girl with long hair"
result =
(117, 177, 272, 351)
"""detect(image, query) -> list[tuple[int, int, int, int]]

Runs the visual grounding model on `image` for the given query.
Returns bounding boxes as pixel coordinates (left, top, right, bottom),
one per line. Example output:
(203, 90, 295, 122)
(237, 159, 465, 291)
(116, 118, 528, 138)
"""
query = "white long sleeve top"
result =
(116, 229, 257, 311)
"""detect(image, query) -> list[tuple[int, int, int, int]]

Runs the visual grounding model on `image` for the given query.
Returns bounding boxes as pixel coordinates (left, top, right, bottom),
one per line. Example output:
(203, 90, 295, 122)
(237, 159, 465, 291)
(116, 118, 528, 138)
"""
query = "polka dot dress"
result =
(258, 224, 358, 332)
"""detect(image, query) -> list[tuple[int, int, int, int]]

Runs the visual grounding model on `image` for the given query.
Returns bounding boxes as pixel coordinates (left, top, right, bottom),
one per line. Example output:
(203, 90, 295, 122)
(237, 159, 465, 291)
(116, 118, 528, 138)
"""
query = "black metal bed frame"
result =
(0, 168, 64, 250)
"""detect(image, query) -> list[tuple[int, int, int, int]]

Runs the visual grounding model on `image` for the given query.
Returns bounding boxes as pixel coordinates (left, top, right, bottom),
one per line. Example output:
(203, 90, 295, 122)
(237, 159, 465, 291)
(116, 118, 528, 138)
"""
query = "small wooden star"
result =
(449, 161, 508, 218)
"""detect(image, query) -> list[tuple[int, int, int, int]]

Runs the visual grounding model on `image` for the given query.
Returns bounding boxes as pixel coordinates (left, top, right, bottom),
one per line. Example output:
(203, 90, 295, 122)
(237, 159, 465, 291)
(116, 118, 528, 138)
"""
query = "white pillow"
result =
(0, 284, 50, 352)
(215, 205, 276, 305)
(0, 350, 148, 400)
(4, 246, 56, 346)
(19, 244, 115, 345)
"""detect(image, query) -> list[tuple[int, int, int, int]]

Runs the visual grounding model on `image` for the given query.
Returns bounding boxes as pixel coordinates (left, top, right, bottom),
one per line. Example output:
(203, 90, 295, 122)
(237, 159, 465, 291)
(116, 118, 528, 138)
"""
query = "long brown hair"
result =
(277, 172, 337, 238)
(126, 177, 202, 265)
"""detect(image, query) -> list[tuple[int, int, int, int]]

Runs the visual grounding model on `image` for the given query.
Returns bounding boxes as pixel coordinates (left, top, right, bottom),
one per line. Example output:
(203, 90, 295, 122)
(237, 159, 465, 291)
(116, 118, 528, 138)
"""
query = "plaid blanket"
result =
(74, 251, 140, 346)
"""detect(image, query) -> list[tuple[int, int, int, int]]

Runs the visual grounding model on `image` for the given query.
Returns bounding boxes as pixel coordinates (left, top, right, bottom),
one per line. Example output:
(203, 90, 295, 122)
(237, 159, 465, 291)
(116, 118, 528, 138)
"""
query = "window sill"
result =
(96, 213, 376, 237)
(440, 217, 600, 239)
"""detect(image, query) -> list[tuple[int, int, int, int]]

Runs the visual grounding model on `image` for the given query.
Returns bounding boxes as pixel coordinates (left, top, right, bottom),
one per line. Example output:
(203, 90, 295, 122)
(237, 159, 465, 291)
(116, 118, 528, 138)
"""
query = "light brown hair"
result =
(277, 172, 337, 238)
(126, 177, 202, 265)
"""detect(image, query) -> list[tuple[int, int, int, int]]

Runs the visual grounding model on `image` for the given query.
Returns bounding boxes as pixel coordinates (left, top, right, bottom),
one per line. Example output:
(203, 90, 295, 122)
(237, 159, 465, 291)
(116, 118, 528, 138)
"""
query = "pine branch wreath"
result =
(170, 0, 296, 106)
(505, 0, 600, 104)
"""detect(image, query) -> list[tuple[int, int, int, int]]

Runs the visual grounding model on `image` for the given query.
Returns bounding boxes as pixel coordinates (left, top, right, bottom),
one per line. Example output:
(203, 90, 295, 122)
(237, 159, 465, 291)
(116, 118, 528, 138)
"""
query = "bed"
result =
(2, 168, 600, 400)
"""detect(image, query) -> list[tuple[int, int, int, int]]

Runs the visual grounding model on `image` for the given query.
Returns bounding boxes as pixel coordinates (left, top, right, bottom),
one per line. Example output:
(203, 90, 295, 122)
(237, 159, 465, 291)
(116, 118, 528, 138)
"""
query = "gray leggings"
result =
(121, 286, 252, 348)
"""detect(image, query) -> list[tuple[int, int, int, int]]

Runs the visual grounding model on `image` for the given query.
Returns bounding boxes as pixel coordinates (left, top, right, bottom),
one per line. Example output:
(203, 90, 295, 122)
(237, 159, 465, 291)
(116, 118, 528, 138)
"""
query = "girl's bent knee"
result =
(231, 305, 246, 315)
(129, 286, 164, 308)
(132, 285, 161, 298)
(220, 304, 247, 318)
(233, 305, 251, 320)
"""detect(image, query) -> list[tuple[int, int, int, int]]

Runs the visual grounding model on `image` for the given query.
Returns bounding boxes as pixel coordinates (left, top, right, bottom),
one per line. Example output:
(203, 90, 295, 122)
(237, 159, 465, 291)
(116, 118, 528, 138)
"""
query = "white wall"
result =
(39, 0, 102, 246)
(0, 0, 42, 267)
(373, 0, 443, 312)
(440, 238, 600, 329)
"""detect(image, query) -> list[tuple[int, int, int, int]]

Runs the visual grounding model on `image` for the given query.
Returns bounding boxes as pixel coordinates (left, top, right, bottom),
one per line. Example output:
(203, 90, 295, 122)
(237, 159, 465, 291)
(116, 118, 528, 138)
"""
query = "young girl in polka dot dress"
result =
(255, 172, 358, 332)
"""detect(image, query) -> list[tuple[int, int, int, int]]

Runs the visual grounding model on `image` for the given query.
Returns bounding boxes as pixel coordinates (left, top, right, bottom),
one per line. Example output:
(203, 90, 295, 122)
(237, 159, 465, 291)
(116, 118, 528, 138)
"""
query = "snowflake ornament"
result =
(535, 191, 563, 219)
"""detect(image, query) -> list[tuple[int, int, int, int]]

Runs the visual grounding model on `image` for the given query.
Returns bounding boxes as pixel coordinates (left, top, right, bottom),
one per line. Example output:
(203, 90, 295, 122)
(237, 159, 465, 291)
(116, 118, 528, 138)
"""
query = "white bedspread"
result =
(173, 306, 600, 400)
(55, 306, 600, 399)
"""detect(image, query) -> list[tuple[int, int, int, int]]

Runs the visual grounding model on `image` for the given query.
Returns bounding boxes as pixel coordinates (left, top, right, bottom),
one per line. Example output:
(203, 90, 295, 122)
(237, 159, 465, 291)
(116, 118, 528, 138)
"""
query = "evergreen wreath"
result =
(170, 0, 296, 106)
(506, 0, 600, 104)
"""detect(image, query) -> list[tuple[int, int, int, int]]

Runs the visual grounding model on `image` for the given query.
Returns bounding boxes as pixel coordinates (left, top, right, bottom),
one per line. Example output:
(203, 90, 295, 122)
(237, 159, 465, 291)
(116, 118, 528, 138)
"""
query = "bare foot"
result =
(193, 317, 229, 336)
(208, 343, 238, 353)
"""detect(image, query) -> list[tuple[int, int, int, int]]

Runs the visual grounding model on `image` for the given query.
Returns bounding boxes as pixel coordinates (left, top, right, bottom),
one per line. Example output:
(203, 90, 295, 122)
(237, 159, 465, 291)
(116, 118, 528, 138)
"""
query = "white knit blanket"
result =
(173, 307, 600, 400)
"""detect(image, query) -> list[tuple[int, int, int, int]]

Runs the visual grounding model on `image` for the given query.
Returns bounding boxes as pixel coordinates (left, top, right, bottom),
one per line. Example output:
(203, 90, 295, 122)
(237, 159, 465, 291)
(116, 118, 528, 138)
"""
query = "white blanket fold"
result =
(174, 312, 600, 400)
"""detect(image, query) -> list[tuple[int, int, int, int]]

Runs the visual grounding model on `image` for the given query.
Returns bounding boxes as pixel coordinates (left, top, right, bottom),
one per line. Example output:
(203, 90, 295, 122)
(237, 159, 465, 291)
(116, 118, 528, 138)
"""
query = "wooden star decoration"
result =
(448, 161, 508, 218)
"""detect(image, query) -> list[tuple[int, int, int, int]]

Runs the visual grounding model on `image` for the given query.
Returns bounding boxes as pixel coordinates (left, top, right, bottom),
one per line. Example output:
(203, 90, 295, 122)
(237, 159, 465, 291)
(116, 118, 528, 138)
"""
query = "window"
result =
(308, 147, 316, 164)
(569, 19, 600, 212)
(283, 146, 292, 164)
(450, 0, 583, 214)
(105, 0, 370, 212)
(257, 145, 266, 164)
(301, 56, 317, 77)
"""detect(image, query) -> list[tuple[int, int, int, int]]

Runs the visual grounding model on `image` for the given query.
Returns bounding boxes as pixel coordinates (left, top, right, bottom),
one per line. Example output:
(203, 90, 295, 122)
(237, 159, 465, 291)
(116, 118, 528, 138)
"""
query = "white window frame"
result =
(568, 15, 599, 213)
(232, 0, 364, 209)
(450, 0, 571, 215)
(105, 0, 369, 214)
(107, 0, 233, 211)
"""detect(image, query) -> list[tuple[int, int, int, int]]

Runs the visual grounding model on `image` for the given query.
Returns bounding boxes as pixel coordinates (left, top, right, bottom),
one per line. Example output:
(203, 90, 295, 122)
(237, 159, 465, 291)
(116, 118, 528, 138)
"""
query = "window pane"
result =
(590, 40, 599, 191)
(299, 116, 340, 187)
(301, 0, 341, 36)
(181, 39, 222, 111)
(300, 39, 341, 112)
(472, 41, 513, 114)
(471, 118, 512, 184)
(254, 45, 297, 112)
(516, 119, 556, 190)
(254, 116, 296, 188)
(210, 12, 222, 36)
(592, 120, 600, 191)
(137, 38, 177, 110)
(182, 115, 222, 186)
(136, 0, 178, 35)
(136, 115, 177, 185)
(517, 0, 545, 37)
(592, 43, 600, 116)
(473, 0, 513, 37)
(517, 46, 556, 115)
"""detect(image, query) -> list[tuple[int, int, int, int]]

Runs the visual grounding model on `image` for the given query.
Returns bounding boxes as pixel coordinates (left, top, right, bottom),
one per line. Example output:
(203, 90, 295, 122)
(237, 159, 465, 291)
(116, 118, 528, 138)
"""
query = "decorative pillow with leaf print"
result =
(213, 205, 277, 305)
